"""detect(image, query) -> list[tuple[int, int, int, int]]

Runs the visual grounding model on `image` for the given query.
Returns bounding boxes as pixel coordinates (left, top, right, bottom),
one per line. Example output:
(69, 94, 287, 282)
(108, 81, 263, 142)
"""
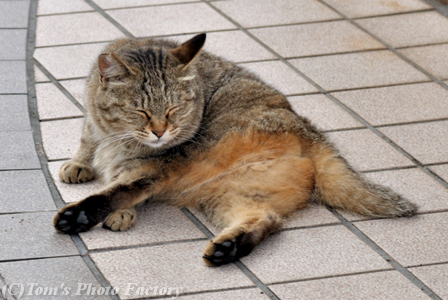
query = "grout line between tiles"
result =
(40, 116, 84, 122)
(83, 0, 134, 38)
(349, 8, 435, 20)
(135, 286, 260, 300)
(0, 255, 80, 265)
(26, 2, 119, 299)
(408, 261, 448, 269)
(0, 167, 42, 172)
(33, 60, 85, 114)
(205, 1, 446, 298)
(102, 0, 203, 12)
(0, 210, 56, 216)
(330, 210, 442, 300)
(180, 208, 281, 300)
(267, 268, 393, 287)
(88, 237, 209, 254)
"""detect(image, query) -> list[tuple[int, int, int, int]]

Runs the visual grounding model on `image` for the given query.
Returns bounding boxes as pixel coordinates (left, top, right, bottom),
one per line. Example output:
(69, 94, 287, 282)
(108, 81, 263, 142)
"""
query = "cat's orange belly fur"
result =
(149, 130, 315, 228)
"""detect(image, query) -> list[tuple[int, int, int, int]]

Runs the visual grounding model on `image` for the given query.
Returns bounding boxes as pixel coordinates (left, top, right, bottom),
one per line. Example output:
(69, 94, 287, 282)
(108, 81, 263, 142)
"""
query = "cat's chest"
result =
(92, 140, 137, 183)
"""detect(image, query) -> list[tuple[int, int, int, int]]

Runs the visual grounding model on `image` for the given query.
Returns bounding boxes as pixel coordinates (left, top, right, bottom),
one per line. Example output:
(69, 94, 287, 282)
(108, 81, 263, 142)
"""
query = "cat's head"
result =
(90, 34, 206, 152)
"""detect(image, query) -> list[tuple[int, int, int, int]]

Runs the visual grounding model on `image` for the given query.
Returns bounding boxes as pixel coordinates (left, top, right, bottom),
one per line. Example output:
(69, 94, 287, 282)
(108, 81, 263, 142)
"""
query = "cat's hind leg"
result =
(203, 205, 281, 266)
(201, 156, 315, 266)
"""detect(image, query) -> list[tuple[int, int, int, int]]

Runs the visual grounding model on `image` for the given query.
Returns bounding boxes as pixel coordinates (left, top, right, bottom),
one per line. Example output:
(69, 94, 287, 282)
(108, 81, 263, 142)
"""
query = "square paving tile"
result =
(326, 129, 412, 172)
(37, 0, 94, 15)
(410, 264, 448, 300)
(429, 164, 448, 183)
(379, 121, 448, 164)
(169, 30, 276, 63)
(399, 44, 448, 80)
(90, 242, 254, 298)
(60, 79, 87, 106)
(108, 3, 236, 37)
(240, 60, 317, 95)
(290, 50, 429, 91)
(355, 212, 448, 266)
(80, 203, 206, 250)
(93, 0, 196, 9)
(0, 131, 40, 170)
(0, 95, 31, 131)
(213, 0, 341, 28)
(250, 21, 384, 58)
(36, 12, 125, 47)
(191, 204, 340, 237)
(36, 83, 83, 120)
(34, 43, 106, 79)
(48, 160, 103, 203)
(0, 170, 56, 213)
(0, 61, 27, 93)
(288, 94, 363, 131)
(0, 1, 30, 28)
(332, 82, 448, 126)
(282, 204, 340, 229)
(323, 0, 431, 18)
(34, 65, 50, 82)
(40, 118, 84, 160)
(270, 270, 429, 299)
(0, 29, 27, 60)
(179, 288, 269, 300)
(0, 212, 78, 261)
(240, 226, 391, 283)
(0, 256, 109, 300)
(357, 12, 448, 48)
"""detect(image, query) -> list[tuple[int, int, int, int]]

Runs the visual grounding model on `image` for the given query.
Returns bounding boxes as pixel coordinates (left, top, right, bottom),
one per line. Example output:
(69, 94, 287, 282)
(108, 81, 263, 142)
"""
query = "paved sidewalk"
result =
(1, 0, 448, 299)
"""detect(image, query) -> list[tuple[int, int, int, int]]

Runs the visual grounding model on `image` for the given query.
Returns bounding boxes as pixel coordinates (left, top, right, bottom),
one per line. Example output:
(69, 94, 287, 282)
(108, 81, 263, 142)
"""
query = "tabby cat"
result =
(53, 34, 416, 266)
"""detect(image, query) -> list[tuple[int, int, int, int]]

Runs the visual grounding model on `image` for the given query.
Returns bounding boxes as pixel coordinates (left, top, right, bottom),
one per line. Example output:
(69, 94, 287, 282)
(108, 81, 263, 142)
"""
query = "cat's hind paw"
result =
(103, 208, 137, 231)
(53, 204, 96, 234)
(59, 160, 95, 184)
(203, 239, 237, 266)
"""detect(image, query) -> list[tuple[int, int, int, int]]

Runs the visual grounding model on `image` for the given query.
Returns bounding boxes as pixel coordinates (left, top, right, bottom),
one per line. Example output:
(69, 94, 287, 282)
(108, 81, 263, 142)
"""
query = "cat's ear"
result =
(170, 33, 206, 70)
(98, 52, 136, 87)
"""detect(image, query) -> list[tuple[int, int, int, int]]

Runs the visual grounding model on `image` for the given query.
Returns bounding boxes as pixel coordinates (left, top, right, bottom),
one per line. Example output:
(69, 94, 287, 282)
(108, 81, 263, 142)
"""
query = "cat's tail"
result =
(307, 141, 416, 217)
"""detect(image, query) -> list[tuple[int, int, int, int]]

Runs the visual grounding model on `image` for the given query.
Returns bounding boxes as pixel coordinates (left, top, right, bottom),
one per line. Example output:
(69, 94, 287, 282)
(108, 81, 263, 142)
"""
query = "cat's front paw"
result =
(53, 203, 96, 234)
(59, 160, 95, 184)
(203, 239, 237, 266)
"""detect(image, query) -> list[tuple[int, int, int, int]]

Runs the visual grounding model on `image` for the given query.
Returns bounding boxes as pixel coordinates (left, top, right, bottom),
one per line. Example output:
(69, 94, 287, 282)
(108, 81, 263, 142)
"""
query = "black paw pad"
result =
(204, 240, 237, 266)
(54, 207, 93, 234)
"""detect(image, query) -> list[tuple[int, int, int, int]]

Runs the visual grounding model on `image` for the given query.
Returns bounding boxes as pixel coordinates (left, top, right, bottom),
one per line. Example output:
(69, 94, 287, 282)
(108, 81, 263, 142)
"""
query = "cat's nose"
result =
(152, 130, 165, 138)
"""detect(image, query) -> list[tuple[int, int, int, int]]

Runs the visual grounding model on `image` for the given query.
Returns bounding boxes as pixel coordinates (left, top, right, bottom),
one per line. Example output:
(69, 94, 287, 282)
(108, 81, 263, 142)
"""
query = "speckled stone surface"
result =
(326, 129, 412, 171)
(241, 226, 391, 283)
(332, 82, 448, 125)
(108, 3, 236, 37)
(0, 212, 78, 261)
(270, 270, 429, 300)
(357, 12, 448, 48)
(410, 264, 448, 299)
(40, 118, 84, 160)
(240, 60, 318, 95)
(36, 83, 83, 120)
(90, 241, 255, 299)
(0, 256, 109, 300)
(379, 121, 448, 164)
(288, 94, 363, 131)
(400, 44, 448, 80)
(250, 21, 384, 58)
(290, 50, 429, 91)
(355, 212, 448, 266)
(323, 0, 431, 18)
